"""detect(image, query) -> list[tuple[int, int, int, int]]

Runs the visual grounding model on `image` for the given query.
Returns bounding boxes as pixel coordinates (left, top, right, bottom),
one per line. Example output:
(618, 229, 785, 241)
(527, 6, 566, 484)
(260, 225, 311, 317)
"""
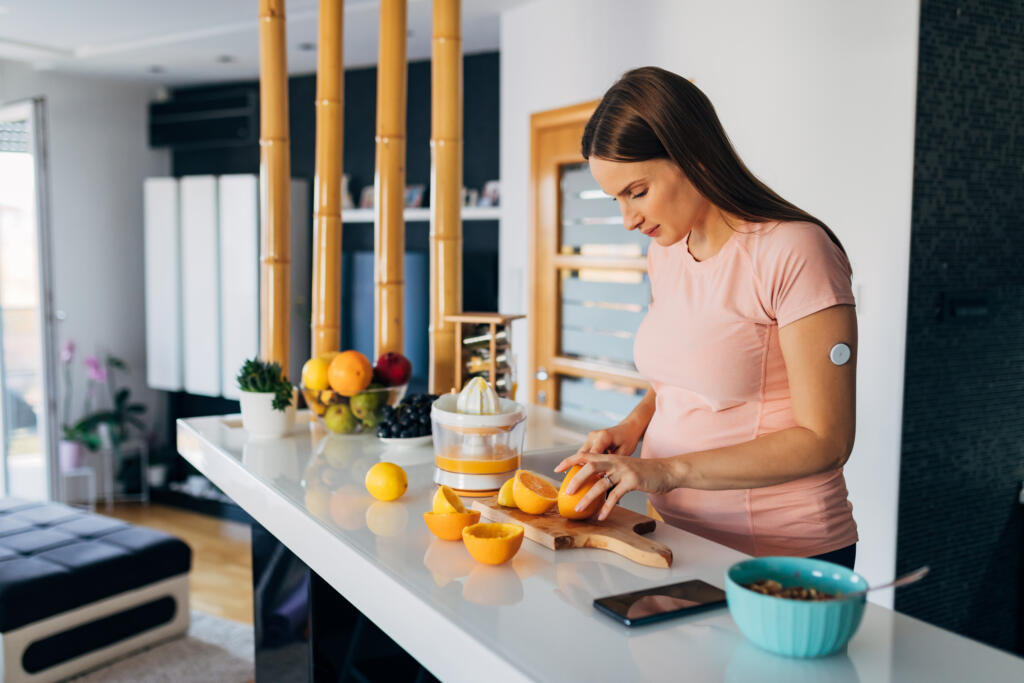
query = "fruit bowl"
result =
(301, 383, 408, 435)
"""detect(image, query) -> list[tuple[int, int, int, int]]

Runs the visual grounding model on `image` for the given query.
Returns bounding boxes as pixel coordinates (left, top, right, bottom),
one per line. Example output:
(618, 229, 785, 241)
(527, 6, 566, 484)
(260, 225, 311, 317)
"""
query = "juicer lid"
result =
(431, 394, 525, 428)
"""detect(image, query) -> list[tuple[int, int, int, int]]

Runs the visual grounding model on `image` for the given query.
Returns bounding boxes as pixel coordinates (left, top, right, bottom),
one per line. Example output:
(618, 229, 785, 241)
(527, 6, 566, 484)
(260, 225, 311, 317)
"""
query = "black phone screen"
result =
(593, 579, 727, 626)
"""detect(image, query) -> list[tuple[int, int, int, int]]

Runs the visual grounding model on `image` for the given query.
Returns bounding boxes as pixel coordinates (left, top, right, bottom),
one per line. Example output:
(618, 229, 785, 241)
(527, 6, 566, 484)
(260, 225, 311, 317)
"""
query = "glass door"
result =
(0, 98, 57, 500)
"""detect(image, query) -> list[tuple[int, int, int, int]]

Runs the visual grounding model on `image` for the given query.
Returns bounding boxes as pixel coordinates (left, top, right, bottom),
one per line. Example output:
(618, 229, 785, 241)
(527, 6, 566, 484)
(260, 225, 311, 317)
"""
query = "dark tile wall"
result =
(897, 0, 1024, 654)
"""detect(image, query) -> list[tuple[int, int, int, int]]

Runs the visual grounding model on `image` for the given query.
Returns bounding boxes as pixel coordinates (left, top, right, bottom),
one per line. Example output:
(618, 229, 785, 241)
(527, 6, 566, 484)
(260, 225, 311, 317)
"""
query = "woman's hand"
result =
(556, 421, 643, 467)
(553, 454, 682, 521)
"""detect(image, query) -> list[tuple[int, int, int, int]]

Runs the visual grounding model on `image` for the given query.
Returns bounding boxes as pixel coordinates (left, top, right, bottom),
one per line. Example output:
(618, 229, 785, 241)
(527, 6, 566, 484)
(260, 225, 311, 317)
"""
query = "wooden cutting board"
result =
(470, 497, 673, 568)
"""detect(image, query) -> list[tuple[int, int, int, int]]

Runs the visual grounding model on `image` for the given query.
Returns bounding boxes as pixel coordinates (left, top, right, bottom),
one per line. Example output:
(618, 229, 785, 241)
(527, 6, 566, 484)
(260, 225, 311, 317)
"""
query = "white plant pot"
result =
(59, 440, 84, 471)
(239, 389, 296, 439)
(147, 463, 169, 488)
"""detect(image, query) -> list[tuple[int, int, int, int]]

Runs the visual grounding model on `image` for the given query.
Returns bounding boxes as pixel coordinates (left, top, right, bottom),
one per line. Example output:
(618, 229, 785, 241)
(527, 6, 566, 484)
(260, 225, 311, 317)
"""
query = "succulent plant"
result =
(236, 358, 293, 411)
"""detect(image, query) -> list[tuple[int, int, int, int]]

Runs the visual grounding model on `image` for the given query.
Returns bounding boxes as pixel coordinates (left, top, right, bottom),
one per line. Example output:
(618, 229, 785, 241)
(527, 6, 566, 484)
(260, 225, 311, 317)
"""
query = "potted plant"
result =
(58, 342, 148, 471)
(237, 357, 297, 438)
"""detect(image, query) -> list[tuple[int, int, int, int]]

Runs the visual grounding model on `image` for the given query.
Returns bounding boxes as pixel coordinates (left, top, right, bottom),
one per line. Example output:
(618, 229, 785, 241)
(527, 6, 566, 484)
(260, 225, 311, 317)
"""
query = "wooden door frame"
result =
(528, 100, 649, 408)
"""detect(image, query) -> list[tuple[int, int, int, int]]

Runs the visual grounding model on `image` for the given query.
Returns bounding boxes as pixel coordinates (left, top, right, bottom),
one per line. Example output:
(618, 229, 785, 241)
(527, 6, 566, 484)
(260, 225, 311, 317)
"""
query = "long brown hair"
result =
(582, 66, 845, 252)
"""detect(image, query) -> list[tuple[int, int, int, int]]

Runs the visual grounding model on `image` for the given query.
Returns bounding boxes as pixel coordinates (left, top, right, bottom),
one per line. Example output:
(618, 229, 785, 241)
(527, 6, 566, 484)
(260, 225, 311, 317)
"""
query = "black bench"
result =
(0, 498, 191, 683)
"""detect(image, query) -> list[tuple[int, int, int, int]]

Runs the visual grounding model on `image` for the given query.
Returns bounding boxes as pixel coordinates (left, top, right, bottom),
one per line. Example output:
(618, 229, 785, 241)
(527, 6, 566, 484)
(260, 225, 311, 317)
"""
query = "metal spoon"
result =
(840, 565, 930, 600)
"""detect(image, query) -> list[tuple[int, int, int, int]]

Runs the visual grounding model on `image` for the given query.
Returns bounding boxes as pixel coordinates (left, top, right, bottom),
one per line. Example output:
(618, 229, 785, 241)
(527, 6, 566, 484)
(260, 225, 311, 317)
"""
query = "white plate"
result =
(378, 434, 433, 448)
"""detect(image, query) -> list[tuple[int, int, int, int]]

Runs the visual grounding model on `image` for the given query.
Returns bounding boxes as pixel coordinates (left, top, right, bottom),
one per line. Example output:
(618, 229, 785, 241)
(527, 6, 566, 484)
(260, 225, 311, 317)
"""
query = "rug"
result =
(68, 611, 254, 682)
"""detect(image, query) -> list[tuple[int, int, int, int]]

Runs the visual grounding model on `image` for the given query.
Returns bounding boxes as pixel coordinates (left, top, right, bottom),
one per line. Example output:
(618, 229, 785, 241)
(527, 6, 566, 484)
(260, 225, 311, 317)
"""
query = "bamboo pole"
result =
(429, 0, 463, 394)
(311, 0, 344, 357)
(258, 0, 292, 371)
(374, 0, 407, 358)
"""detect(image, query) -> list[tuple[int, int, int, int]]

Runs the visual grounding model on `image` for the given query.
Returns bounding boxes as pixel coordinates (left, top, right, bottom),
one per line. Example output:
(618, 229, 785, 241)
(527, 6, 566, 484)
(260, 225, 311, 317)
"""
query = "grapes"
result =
(376, 393, 435, 439)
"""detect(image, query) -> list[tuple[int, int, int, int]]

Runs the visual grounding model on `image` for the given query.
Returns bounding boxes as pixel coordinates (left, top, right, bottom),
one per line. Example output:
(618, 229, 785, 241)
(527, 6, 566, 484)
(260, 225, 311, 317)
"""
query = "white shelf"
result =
(341, 206, 500, 223)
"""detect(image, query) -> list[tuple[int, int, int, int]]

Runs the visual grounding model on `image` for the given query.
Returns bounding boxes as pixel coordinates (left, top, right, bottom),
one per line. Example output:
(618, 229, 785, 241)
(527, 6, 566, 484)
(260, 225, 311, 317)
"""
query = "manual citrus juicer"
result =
(430, 377, 526, 497)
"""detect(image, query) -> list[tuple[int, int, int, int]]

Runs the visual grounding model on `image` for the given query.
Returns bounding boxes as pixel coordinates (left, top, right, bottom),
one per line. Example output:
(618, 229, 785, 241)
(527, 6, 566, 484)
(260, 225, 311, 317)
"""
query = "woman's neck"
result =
(687, 208, 739, 261)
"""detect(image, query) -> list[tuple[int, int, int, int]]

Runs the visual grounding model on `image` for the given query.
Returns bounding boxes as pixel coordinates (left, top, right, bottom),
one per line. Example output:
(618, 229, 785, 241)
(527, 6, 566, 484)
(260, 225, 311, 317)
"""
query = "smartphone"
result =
(593, 579, 727, 627)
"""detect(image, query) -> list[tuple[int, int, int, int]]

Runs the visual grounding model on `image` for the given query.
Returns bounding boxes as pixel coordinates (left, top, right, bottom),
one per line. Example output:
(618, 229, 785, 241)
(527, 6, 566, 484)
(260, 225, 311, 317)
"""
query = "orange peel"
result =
(432, 485, 467, 514)
(423, 510, 481, 541)
(462, 522, 525, 565)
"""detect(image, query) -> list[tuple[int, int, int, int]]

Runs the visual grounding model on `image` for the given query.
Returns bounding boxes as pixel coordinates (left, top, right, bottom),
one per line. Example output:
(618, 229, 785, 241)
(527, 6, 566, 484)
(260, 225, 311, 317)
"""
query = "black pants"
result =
(810, 543, 857, 570)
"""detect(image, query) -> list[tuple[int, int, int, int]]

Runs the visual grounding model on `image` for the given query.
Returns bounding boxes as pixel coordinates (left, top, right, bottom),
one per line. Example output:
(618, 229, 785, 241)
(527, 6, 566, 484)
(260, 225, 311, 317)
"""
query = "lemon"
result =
(497, 477, 516, 508)
(302, 357, 330, 391)
(432, 485, 466, 513)
(364, 462, 408, 501)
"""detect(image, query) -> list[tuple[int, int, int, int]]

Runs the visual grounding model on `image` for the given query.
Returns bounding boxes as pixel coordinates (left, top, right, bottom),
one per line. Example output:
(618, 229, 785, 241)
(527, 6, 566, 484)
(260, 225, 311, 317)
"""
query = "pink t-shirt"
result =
(635, 220, 858, 557)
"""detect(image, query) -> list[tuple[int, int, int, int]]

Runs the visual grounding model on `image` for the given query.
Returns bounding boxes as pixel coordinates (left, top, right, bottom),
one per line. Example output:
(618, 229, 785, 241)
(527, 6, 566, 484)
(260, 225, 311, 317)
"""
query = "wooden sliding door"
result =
(529, 102, 650, 428)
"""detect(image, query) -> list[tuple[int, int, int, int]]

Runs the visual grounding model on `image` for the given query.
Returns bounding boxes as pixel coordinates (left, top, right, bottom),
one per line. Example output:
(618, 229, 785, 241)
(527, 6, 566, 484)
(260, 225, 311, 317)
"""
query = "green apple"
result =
(324, 404, 358, 434)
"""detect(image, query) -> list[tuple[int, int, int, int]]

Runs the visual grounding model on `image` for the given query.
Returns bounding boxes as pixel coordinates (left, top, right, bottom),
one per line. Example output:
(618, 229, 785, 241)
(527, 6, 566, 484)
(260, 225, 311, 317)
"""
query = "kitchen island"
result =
(177, 407, 1024, 682)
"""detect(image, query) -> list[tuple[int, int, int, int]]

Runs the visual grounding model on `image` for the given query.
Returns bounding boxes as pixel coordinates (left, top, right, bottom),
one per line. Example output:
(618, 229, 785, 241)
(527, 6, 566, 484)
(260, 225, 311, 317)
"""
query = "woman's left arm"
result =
(565, 304, 857, 519)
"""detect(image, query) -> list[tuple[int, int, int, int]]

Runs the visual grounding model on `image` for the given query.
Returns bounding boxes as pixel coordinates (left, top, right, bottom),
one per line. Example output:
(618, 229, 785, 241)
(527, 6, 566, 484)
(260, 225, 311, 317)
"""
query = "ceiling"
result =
(0, 0, 519, 86)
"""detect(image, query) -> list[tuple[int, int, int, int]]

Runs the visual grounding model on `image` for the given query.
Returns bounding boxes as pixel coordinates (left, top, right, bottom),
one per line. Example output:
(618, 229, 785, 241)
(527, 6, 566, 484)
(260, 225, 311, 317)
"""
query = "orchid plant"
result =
(60, 340, 147, 451)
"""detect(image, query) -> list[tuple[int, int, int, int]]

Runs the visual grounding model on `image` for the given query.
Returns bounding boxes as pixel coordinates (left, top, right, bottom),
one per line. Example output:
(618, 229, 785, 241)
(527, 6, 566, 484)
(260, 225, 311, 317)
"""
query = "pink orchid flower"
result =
(84, 355, 107, 383)
(61, 340, 76, 364)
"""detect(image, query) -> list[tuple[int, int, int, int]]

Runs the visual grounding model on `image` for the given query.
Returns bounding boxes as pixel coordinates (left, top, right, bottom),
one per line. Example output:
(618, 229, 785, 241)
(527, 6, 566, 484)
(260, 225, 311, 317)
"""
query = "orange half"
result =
(462, 522, 525, 565)
(512, 470, 557, 515)
(423, 511, 481, 541)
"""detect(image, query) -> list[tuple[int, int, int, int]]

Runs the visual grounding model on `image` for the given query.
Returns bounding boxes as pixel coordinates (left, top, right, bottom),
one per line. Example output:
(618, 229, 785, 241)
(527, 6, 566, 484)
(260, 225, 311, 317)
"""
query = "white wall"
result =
(500, 0, 920, 606)
(0, 60, 171, 470)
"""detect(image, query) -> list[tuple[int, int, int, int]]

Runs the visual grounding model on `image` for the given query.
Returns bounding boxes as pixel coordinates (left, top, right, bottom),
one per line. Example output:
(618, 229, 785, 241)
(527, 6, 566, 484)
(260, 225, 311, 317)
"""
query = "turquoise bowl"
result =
(725, 556, 868, 658)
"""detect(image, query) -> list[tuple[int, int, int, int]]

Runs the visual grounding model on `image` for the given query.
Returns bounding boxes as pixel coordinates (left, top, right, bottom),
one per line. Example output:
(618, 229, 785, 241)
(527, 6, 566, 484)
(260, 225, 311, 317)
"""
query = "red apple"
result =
(374, 352, 412, 386)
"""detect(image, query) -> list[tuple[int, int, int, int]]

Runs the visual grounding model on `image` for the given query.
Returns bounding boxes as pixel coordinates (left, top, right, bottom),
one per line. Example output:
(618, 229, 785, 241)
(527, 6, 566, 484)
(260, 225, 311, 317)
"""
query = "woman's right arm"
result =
(554, 388, 656, 472)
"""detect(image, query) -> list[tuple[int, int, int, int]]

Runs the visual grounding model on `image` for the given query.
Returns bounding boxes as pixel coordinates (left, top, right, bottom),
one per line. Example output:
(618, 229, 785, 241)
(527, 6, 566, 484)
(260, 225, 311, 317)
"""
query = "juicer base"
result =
(433, 468, 514, 493)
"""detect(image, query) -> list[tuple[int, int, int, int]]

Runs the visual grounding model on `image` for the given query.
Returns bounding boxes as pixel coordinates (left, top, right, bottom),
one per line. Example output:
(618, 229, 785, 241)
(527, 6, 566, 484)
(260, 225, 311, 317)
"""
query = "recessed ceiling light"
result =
(217, 55, 235, 64)
(299, 42, 316, 51)
(148, 65, 164, 74)
(407, 30, 414, 38)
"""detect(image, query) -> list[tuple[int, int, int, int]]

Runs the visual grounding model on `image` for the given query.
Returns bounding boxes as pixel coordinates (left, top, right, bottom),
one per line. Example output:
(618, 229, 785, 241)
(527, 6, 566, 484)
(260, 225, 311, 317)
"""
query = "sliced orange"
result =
(432, 485, 467, 514)
(462, 522, 525, 565)
(557, 465, 603, 520)
(496, 477, 516, 507)
(512, 470, 557, 515)
(423, 510, 481, 541)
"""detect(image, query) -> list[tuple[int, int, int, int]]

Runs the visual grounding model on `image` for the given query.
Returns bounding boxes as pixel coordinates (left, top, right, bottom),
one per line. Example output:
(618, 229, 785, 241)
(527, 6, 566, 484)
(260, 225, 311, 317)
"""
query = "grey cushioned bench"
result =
(0, 498, 191, 683)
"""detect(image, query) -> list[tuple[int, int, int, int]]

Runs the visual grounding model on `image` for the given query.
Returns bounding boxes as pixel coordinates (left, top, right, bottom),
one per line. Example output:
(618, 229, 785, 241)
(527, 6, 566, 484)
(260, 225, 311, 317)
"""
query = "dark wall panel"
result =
(897, 0, 1024, 654)
(162, 53, 499, 437)
(170, 51, 500, 202)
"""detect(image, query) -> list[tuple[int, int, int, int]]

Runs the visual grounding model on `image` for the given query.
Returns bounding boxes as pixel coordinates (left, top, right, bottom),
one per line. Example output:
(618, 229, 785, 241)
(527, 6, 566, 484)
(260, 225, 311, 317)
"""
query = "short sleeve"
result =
(757, 223, 855, 328)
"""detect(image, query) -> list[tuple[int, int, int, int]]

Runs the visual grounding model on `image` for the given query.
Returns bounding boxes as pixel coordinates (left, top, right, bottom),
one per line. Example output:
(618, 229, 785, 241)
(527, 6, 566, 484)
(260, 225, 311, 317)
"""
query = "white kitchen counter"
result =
(177, 407, 1024, 682)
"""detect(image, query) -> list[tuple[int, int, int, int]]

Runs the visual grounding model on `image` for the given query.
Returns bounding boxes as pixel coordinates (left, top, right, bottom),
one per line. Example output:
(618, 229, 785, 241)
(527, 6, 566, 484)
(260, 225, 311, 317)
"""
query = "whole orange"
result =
(558, 465, 602, 519)
(328, 350, 373, 397)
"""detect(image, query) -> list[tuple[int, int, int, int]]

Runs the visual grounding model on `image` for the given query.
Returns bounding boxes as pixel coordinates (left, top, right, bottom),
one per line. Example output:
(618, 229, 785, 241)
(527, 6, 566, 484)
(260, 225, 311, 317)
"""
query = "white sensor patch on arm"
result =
(829, 343, 851, 366)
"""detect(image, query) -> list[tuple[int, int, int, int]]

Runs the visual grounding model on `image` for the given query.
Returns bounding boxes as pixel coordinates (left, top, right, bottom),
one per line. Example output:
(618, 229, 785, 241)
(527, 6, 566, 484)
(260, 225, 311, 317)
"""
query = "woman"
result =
(555, 66, 859, 569)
